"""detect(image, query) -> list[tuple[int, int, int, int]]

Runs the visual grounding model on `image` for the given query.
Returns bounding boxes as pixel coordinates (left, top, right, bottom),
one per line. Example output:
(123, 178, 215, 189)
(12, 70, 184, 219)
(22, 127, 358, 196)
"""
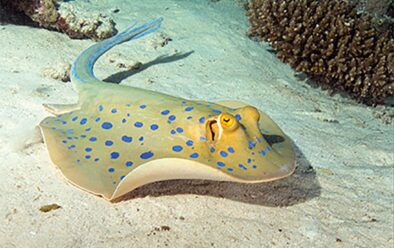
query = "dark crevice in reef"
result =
(0, 1, 38, 26)
(0, 0, 117, 41)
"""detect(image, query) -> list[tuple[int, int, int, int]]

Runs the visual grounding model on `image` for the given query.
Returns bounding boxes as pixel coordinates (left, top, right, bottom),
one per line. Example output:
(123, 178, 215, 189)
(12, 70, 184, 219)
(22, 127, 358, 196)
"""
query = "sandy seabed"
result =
(0, 0, 393, 247)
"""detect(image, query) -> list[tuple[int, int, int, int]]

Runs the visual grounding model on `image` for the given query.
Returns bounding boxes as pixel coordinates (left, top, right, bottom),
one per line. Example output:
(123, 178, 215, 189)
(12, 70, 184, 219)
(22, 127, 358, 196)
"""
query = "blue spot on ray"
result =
(89, 137, 97, 142)
(134, 122, 143, 128)
(161, 110, 170, 115)
(190, 153, 199, 158)
(212, 109, 221, 114)
(217, 161, 225, 167)
(219, 151, 228, 157)
(111, 108, 117, 113)
(125, 161, 133, 167)
(140, 104, 146, 109)
(172, 145, 183, 152)
(168, 115, 176, 121)
(72, 116, 78, 121)
(185, 106, 194, 111)
(140, 151, 154, 159)
(122, 135, 132, 143)
(227, 147, 235, 153)
(186, 140, 193, 146)
(176, 127, 183, 133)
(239, 164, 247, 170)
(150, 124, 159, 130)
(235, 114, 242, 120)
(98, 105, 103, 111)
(108, 168, 115, 173)
(227, 168, 233, 172)
(105, 140, 113, 146)
(110, 152, 119, 159)
(102, 122, 113, 129)
(199, 117, 205, 124)
(85, 147, 92, 152)
(248, 140, 256, 148)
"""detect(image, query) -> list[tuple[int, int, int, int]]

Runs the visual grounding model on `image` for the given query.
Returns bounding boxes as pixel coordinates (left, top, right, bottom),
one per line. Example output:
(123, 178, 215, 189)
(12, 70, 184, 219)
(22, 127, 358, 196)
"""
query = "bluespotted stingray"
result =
(39, 17, 296, 201)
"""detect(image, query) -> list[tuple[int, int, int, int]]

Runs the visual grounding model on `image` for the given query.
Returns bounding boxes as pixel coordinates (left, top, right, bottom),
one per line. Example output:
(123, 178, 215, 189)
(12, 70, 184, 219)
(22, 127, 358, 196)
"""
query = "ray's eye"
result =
(220, 114, 235, 128)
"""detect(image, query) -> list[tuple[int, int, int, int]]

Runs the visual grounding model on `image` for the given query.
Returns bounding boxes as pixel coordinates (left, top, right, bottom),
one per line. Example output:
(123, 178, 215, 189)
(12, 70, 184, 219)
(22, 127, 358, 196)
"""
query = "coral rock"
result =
(57, 3, 117, 41)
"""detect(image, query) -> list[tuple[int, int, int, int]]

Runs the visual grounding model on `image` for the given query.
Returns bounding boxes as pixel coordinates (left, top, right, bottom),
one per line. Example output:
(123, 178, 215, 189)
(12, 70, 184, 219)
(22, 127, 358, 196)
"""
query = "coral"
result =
(41, 62, 71, 82)
(56, 2, 117, 41)
(247, 0, 394, 105)
(0, 0, 117, 40)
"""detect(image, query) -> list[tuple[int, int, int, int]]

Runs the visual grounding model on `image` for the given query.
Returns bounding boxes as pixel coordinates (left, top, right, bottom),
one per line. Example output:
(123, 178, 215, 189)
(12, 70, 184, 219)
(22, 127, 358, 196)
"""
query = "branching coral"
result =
(247, 0, 394, 105)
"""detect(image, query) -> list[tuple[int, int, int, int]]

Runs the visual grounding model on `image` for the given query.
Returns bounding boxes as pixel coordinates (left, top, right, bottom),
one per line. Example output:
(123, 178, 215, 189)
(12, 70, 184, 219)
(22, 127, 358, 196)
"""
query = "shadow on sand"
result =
(103, 52, 194, 84)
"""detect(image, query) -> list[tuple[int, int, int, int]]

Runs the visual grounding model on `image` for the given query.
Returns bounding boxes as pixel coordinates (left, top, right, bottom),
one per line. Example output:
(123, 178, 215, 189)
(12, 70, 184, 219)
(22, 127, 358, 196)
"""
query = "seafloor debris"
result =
(39, 203, 62, 213)
(372, 106, 394, 124)
(108, 53, 143, 71)
(148, 32, 172, 49)
(41, 62, 71, 82)
(247, 0, 394, 105)
(0, 0, 117, 40)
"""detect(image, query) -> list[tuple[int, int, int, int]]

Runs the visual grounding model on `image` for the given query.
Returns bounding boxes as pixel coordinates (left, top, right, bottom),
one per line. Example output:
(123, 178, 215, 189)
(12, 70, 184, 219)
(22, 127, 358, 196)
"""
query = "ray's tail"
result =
(71, 17, 163, 88)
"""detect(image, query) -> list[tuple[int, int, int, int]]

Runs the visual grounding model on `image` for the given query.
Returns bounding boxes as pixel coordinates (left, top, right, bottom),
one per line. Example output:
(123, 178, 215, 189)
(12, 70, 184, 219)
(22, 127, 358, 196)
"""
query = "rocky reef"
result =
(247, 0, 394, 105)
(0, 0, 117, 41)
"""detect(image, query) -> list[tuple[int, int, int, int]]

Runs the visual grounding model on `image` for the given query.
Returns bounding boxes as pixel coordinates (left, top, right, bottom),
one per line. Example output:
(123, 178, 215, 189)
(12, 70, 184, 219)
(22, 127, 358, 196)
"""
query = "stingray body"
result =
(39, 18, 296, 200)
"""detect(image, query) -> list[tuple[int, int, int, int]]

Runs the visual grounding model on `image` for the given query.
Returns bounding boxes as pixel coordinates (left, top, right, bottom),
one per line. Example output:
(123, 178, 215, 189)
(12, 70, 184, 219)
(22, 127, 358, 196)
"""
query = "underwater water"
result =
(0, 0, 393, 247)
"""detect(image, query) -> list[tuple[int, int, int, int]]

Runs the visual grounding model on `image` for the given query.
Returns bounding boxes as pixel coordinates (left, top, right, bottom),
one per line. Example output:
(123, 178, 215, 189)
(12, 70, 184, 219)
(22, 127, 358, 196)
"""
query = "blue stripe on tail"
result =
(71, 17, 163, 84)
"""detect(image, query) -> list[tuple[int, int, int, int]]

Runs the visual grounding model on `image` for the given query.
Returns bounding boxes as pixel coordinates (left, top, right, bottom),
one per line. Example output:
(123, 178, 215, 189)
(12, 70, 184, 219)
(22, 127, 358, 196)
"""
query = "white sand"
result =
(0, 0, 393, 247)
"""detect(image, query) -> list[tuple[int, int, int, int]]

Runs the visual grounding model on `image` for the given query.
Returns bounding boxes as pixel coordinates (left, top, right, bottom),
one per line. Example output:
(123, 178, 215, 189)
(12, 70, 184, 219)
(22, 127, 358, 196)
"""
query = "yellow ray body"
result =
(39, 18, 295, 200)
